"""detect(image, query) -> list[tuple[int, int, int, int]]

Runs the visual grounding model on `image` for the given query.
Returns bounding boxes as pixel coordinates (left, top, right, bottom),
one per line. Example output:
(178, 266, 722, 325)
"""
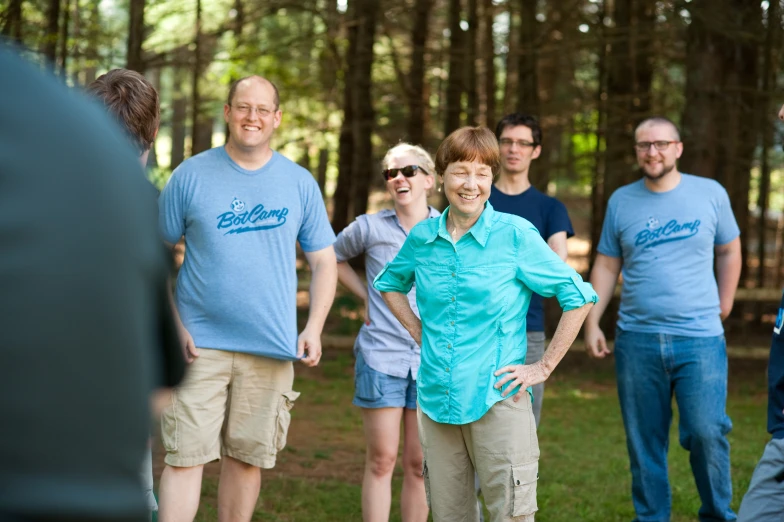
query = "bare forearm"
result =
(716, 249, 741, 318)
(381, 291, 422, 345)
(586, 257, 621, 327)
(337, 262, 369, 301)
(541, 303, 594, 374)
(306, 259, 338, 332)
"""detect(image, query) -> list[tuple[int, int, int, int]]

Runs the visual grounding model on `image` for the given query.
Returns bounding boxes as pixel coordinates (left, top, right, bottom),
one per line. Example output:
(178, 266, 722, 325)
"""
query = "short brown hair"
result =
(435, 126, 501, 176)
(87, 69, 159, 154)
(227, 75, 280, 109)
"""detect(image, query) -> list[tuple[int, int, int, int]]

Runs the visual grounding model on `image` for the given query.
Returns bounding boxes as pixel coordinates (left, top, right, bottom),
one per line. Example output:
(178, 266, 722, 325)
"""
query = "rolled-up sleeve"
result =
(334, 216, 367, 263)
(373, 233, 417, 294)
(514, 224, 598, 311)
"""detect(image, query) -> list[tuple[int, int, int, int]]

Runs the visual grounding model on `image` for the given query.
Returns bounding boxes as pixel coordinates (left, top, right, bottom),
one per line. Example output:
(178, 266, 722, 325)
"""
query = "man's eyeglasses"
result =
(499, 138, 537, 148)
(634, 140, 678, 152)
(231, 104, 274, 117)
(382, 165, 429, 181)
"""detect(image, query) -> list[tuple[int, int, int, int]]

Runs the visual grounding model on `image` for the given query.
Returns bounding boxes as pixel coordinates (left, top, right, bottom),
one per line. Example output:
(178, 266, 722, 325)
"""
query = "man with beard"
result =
(584, 116, 742, 522)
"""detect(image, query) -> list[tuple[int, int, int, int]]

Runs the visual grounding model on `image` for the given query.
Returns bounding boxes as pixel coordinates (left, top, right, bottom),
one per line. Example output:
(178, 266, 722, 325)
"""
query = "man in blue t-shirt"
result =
(585, 116, 742, 522)
(489, 113, 574, 426)
(156, 76, 337, 522)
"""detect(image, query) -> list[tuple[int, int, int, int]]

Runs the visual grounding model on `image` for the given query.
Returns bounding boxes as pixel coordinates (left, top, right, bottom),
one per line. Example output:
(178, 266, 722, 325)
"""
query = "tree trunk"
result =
(602, 0, 654, 203)
(481, 0, 496, 127)
(516, 0, 537, 115)
(444, 0, 464, 135)
(465, 0, 479, 125)
(681, 0, 760, 284)
(332, 0, 358, 233)
(127, 0, 145, 73)
(503, 0, 519, 114)
(170, 63, 188, 170)
(81, 0, 100, 85)
(407, 0, 433, 145)
(58, 0, 71, 76)
(756, 0, 781, 288)
(1, 0, 23, 42)
(350, 0, 378, 219)
(190, 0, 213, 156)
(317, 148, 329, 197)
(590, 0, 608, 265)
(41, 0, 61, 68)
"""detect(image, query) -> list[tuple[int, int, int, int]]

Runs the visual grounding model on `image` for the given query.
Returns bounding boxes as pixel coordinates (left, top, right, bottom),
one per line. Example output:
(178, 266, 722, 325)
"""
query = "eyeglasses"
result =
(382, 165, 429, 181)
(499, 138, 537, 148)
(634, 140, 678, 152)
(231, 104, 274, 117)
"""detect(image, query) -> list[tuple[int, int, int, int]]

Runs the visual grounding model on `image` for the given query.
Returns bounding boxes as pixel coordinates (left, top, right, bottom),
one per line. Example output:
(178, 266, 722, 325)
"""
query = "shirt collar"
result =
(425, 201, 494, 247)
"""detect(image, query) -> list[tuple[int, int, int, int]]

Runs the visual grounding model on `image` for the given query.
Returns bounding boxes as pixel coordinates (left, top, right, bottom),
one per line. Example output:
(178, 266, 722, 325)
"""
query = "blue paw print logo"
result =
(646, 216, 659, 230)
(231, 198, 246, 212)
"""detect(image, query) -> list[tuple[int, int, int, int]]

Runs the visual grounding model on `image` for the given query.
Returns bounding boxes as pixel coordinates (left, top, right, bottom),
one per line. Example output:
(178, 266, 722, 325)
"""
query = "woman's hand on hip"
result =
(493, 362, 551, 402)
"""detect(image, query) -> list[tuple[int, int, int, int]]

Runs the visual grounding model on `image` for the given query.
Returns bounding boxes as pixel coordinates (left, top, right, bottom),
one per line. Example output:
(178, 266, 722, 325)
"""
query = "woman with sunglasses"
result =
(334, 143, 439, 522)
(374, 127, 597, 521)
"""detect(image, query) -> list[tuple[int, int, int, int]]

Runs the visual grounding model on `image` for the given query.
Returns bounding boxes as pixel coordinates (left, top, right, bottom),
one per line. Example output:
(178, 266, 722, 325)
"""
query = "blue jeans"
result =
(614, 329, 735, 522)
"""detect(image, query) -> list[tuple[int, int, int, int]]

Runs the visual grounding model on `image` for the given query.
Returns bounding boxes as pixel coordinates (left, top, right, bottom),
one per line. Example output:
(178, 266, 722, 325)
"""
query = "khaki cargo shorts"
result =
(418, 392, 540, 522)
(161, 348, 299, 469)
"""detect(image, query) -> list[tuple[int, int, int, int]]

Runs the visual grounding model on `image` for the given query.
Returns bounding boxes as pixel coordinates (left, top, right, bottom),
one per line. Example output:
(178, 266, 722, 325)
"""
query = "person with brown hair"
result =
(87, 68, 188, 520)
(374, 126, 597, 521)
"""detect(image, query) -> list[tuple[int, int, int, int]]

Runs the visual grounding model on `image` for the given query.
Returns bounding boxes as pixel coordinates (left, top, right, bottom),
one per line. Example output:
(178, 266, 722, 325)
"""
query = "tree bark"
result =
(503, 0, 519, 114)
(590, 0, 608, 265)
(170, 62, 188, 170)
(332, 0, 358, 233)
(1, 0, 23, 42)
(126, 0, 145, 73)
(317, 148, 329, 197)
(350, 0, 378, 219)
(41, 0, 61, 68)
(407, 0, 433, 145)
(58, 0, 71, 76)
(481, 0, 496, 127)
(81, 0, 100, 85)
(756, 0, 781, 288)
(444, 0, 464, 136)
(465, 0, 479, 125)
(516, 0, 537, 115)
(190, 0, 213, 156)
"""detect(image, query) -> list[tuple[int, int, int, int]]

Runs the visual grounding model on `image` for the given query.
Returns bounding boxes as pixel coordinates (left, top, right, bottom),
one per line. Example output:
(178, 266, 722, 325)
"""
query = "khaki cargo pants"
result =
(417, 393, 540, 522)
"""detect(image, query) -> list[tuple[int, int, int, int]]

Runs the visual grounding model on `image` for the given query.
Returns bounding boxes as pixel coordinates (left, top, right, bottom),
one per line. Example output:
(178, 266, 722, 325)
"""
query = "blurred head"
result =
(224, 76, 282, 152)
(87, 68, 160, 158)
(381, 143, 435, 209)
(634, 117, 682, 181)
(494, 113, 542, 176)
(436, 127, 500, 221)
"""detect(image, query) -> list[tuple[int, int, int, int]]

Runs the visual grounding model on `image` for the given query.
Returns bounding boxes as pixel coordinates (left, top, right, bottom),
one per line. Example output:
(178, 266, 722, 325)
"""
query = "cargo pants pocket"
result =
(274, 390, 300, 452)
(511, 461, 539, 517)
(422, 461, 432, 508)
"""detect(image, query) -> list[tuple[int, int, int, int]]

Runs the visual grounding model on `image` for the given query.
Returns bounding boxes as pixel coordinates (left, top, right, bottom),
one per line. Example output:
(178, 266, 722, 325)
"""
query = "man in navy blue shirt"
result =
(736, 105, 784, 521)
(488, 113, 574, 426)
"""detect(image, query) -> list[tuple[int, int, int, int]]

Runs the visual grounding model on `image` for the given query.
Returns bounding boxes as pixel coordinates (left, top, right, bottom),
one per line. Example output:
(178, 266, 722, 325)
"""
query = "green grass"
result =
(187, 352, 769, 522)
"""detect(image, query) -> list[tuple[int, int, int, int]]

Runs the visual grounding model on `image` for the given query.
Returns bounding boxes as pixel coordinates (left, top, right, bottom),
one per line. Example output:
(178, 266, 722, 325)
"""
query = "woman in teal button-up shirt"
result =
(373, 127, 597, 522)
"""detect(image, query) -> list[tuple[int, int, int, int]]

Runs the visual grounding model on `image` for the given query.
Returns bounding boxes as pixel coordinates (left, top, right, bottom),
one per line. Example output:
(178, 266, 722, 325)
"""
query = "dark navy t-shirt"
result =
(769, 291, 784, 439)
(489, 185, 574, 331)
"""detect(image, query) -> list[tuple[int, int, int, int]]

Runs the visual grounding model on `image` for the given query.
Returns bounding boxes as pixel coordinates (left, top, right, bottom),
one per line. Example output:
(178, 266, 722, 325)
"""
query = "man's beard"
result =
(642, 161, 676, 180)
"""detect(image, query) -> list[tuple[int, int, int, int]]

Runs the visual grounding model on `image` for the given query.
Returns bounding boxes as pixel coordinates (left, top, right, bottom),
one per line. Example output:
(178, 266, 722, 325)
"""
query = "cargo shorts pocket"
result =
(160, 399, 179, 453)
(274, 390, 300, 452)
(355, 354, 383, 402)
(511, 461, 539, 517)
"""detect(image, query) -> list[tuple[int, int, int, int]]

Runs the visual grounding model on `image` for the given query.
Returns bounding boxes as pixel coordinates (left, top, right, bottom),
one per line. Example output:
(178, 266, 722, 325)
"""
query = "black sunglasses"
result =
(381, 165, 429, 181)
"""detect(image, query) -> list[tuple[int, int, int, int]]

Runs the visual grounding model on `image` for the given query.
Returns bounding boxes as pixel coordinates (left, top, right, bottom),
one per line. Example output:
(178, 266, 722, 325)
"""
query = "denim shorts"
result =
(353, 351, 417, 409)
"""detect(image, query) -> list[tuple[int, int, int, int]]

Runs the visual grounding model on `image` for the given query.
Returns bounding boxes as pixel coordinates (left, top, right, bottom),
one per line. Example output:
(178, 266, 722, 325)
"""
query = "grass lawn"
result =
(155, 346, 770, 522)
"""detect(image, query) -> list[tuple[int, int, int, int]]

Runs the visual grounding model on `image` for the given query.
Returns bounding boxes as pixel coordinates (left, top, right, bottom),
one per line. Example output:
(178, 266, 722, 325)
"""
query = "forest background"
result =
(3, 0, 784, 340)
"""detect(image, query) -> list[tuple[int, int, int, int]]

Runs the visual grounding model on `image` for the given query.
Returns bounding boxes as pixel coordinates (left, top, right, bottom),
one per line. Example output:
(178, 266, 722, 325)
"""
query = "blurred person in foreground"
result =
(584, 116, 742, 522)
(335, 143, 438, 522)
(87, 67, 189, 520)
(735, 103, 784, 521)
(374, 126, 597, 521)
(0, 47, 179, 522)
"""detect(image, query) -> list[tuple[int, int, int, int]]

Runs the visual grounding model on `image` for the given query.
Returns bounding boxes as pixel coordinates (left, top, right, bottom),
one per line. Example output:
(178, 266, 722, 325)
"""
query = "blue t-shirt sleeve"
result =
(297, 176, 336, 252)
(334, 216, 367, 263)
(714, 186, 740, 245)
(514, 224, 598, 311)
(159, 172, 186, 244)
(597, 195, 622, 258)
(373, 232, 417, 294)
(546, 198, 574, 239)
